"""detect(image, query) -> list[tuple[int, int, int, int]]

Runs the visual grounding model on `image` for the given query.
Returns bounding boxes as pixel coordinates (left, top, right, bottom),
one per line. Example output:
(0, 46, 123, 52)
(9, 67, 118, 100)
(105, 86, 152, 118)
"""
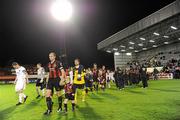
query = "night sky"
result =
(0, 0, 175, 68)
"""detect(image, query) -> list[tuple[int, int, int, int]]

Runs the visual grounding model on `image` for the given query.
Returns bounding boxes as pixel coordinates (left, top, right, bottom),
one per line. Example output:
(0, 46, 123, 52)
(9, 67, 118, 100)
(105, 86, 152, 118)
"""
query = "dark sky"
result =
(0, 0, 175, 68)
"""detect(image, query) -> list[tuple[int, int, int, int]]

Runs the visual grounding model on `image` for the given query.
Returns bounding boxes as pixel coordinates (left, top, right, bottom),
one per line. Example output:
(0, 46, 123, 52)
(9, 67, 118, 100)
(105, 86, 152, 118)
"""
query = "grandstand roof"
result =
(97, 0, 180, 53)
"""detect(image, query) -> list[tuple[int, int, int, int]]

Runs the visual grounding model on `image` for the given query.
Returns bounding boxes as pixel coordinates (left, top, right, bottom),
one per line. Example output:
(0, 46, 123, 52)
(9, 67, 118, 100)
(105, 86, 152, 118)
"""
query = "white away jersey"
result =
(37, 67, 45, 79)
(15, 66, 27, 79)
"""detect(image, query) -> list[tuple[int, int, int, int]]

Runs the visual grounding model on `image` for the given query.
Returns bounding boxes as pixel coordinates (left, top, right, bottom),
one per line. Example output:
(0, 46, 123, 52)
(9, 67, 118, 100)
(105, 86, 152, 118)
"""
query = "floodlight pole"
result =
(50, 0, 73, 68)
(62, 27, 68, 68)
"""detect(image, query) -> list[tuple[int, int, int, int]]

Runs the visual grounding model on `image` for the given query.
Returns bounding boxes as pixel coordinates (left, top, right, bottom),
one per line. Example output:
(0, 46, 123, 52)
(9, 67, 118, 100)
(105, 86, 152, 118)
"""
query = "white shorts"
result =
(15, 80, 26, 92)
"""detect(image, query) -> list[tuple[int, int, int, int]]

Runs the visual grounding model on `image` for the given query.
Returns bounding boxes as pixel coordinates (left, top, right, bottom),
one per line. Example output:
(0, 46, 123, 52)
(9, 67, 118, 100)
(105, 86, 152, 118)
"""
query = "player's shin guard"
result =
(58, 96, 63, 109)
(46, 97, 52, 111)
(64, 104, 67, 112)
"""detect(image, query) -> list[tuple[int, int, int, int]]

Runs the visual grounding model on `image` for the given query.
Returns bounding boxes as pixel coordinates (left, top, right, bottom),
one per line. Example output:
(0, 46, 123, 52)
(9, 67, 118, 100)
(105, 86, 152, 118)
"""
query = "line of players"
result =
(12, 52, 116, 115)
(114, 66, 148, 90)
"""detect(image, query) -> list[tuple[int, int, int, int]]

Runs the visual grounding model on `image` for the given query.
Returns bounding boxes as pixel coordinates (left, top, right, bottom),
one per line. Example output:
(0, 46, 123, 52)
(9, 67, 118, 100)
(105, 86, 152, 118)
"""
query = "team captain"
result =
(44, 52, 66, 115)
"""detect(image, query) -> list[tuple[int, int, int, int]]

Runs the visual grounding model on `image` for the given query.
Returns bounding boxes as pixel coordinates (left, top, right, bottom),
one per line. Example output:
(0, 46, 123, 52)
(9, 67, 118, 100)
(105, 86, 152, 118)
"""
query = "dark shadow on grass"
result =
(126, 89, 146, 95)
(55, 108, 78, 120)
(77, 101, 102, 120)
(41, 113, 52, 120)
(88, 93, 104, 102)
(0, 106, 16, 120)
(65, 111, 78, 120)
(150, 88, 180, 93)
(98, 92, 119, 100)
(19, 97, 43, 112)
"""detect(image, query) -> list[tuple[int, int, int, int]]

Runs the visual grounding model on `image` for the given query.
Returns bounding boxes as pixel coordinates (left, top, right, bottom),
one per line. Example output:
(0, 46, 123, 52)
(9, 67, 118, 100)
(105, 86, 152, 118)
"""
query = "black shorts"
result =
(46, 78, 63, 91)
(65, 93, 75, 100)
(36, 79, 46, 90)
(85, 82, 93, 88)
(36, 79, 42, 87)
(73, 84, 85, 93)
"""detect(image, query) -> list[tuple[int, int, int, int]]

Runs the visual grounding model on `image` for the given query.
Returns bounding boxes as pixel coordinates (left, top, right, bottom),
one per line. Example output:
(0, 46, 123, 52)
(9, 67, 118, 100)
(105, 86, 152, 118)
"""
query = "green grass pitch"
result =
(0, 80, 180, 120)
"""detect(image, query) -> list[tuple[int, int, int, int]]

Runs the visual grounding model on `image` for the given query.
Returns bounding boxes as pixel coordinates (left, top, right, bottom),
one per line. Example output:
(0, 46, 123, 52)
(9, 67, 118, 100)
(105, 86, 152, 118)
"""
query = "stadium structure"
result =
(97, 0, 180, 69)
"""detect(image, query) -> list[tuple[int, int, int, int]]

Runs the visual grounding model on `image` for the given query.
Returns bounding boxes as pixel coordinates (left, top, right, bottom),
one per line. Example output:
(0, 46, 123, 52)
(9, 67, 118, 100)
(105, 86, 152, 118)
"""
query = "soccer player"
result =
(72, 58, 86, 103)
(92, 63, 99, 91)
(114, 67, 124, 90)
(98, 68, 106, 91)
(134, 67, 140, 84)
(139, 67, 148, 88)
(153, 67, 159, 80)
(123, 69, 129, 86)
(102, 65, 107, 88)
(109, 70, 115, 83)
(12, 62, 28, 106)
(36, 63, 46, 99)
(44, 52, 66, 115)
(85, 69, 93, 94)
(129, 67, 134, 85)
(63, 80, 75, 113)
(106, 70, 111, 88)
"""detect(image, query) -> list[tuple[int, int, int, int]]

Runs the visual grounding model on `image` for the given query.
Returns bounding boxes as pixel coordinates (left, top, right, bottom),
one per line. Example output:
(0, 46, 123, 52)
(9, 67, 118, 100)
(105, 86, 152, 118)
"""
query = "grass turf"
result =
(0, 80, 180, 120)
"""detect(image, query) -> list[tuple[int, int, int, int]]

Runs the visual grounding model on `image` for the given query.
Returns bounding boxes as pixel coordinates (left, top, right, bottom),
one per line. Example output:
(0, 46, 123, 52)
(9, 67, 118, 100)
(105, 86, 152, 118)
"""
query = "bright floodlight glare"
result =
(106, 50, 111, 53)
(138, 43, 143, 46)
(126, 53, 132, 56)
(142, 48, 147, 50)
(134, 50, 139, 53)
(114, 52, 120, 56)
(51, 0, 73, 22)
(149, 40, 155, 43)
(140, 37, 146, 41)
(113, 48, 118, 51)
(129, 42, 135, 45)
(129, 47, 134, 49)
(153, 45, 157, 48)
(170, 26, 178, 30)
(164, 42, 169, 44)
(153, 32, 160, 36)
(120, 45, 126, 48)
(163, 35, 169, 38)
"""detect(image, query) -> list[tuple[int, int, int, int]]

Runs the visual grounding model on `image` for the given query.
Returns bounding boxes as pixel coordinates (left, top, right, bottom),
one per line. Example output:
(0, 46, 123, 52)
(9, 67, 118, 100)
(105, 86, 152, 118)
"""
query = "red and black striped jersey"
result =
(46, 60, 64, 79)
(64, 83, 73, 93)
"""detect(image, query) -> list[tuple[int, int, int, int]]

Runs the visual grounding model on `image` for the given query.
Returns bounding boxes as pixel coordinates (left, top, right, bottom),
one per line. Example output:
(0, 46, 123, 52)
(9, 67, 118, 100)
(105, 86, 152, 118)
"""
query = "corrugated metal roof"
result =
(97, 0, 180, 50)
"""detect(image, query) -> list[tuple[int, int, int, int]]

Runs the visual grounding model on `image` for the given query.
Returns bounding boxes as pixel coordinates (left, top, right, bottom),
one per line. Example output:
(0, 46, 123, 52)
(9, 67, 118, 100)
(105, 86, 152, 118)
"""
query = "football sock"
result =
(64, 104, 67, 112)
(46, 97, 52, 111)
(58, 96, 63, 109)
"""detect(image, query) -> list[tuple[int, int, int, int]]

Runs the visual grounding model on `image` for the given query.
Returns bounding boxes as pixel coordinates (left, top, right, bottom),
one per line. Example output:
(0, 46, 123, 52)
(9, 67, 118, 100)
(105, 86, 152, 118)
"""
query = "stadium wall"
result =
(114, 53, 136, 69)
